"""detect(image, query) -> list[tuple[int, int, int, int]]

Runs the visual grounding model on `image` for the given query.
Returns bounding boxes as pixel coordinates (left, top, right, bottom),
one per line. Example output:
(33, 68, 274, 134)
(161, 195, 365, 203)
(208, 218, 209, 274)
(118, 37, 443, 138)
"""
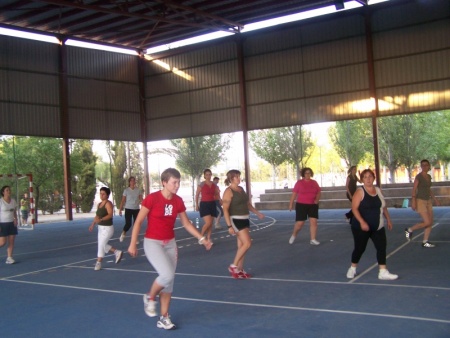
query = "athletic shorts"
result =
(230, 216, 250, 232)
(416, 199, 433, 214)
(295, 203, 319, 221)
(21, 210, 29, 219)
(0, 222, 18, 237)
(199, 201, 218, 218)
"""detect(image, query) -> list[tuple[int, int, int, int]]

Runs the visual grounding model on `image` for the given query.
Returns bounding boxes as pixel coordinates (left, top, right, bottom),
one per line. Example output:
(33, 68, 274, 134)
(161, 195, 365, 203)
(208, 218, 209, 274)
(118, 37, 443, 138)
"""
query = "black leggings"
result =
(123, 208, 140, 233)
(351, 226, 387, 265)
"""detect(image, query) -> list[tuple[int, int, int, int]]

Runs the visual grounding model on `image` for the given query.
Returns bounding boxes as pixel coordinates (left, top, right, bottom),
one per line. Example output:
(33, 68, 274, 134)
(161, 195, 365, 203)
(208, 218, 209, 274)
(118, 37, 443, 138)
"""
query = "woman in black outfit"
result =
(346, 169, 398, 280)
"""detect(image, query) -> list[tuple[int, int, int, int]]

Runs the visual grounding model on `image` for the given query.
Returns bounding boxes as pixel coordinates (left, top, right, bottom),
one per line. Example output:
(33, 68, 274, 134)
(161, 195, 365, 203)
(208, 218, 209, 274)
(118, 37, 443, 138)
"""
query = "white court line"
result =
(349, 222, 440, 283)
(1, 278, 449, 324)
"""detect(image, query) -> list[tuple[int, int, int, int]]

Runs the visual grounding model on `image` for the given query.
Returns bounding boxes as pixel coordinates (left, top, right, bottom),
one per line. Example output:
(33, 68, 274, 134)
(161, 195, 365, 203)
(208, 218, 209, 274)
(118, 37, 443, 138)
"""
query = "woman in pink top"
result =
(288, 167, 321, 245)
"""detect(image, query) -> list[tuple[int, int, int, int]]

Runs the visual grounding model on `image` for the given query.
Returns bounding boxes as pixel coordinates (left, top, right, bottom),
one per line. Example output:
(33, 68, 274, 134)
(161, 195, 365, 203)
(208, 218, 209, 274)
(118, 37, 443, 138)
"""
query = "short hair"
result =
(161, 168, 181, 183)
(213, 176, 219, 181)
(203, 169, 212, 175)
(224, 169, 241, 186)
(128, 176, 136, 185)
(300, 167, 314, 177)
(360, 168, 375, 179)
(100, 187, 111, 196)
(0, 185, 11, 197)
(420, 159, 430, 166)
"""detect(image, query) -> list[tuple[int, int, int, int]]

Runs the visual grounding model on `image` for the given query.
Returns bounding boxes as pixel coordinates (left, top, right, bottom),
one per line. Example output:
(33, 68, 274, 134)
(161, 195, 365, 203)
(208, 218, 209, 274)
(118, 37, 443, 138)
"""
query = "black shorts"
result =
(0, 222, 18, 237)
(199, 201, 218, 218)
(295, 203, 319, 221)
(231, 217, 250, 231)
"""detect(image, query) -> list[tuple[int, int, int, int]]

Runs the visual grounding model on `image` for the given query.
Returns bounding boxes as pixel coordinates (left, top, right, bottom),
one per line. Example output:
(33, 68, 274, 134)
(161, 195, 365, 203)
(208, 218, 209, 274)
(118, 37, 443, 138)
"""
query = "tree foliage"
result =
(105, 141, 128, 207)
(0, 136, 64, 219)
(249, 129, 289, 188)
(278, 126, 314, 179)
(329, 119, 373, 168)
(165, 135, 230, 202)
(71, 140, 97, 213)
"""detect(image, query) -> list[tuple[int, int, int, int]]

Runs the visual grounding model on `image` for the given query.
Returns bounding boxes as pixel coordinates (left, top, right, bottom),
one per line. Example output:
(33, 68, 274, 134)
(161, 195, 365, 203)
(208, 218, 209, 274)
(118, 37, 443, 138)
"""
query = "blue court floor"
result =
(1, 207, 449, 337)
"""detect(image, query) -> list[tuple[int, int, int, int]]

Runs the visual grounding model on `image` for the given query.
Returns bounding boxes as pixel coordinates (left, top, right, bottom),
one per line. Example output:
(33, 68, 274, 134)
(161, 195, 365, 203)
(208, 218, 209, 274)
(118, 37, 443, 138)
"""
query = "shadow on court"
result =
(1, 208, 449, 337)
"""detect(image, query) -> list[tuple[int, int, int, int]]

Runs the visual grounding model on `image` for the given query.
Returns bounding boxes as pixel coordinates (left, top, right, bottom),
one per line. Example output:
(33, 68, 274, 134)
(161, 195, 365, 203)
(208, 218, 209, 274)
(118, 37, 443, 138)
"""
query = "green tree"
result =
(329, 119, 373, 168)
(276, 126, 314, 179)
(71, 140, 97, 213)
(249, 129, 289, 188)
(164, 135, 230, 204)
(378, 114, 434, 183)
(106, 141, 127, 208)
(125, 142, 144, 193)
(0, 136, 64, 220)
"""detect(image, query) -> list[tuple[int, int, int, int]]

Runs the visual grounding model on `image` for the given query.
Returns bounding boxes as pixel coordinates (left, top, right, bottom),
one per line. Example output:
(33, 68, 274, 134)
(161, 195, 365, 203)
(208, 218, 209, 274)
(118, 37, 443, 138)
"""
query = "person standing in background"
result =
(345, 166, 361, 221)
(195, 169, 219, 244)
(0, 186, 18, 264)
(89, 187, 123, 271)
(20, 192, 30, 226)
(213, 176, 223, 230)
(118, 176, 143, 243)
(405, 159, 439, 247)
(288, 168, 321, 245)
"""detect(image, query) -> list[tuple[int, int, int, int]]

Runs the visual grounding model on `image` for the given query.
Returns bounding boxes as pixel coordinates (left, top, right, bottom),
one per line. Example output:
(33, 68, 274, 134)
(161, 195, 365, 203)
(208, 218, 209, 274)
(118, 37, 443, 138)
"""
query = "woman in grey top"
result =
(405, 159, 439, 247)
(118, 177, 143, 242)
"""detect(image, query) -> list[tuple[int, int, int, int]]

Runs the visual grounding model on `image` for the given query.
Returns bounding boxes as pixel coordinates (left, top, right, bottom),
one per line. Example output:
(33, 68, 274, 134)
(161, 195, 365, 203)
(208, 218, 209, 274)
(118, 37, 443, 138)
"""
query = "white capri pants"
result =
(144, 238, 178, 293)
(97, 225, 114, 258)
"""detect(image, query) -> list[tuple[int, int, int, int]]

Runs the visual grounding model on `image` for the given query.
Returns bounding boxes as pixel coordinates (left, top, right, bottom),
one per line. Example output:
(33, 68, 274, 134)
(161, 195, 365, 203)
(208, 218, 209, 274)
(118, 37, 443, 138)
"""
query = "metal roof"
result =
(0, 0, 368, 52)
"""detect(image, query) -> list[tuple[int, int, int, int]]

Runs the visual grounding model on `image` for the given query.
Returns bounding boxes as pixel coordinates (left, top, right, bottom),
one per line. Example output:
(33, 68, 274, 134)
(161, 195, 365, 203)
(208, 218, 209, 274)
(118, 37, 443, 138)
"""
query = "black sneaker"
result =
(404, 228, 413, 241)
(422, 241, 435, 248)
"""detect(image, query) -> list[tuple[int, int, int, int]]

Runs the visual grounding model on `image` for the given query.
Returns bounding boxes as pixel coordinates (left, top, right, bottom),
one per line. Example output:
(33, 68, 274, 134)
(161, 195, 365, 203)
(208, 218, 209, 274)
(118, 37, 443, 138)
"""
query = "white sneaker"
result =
(157, 315, 176, 330)
(289, 235, 296, 244)
(346, 267, 356, 279)
(5, 257, 15, 264)
(114, 250, 123, 264)
(94, 261, 101, 271)
(119, 232, 125, 242)
(310, 239, 320, 245)
(143, 294, 157, 317)
(378, 269, 398, 280)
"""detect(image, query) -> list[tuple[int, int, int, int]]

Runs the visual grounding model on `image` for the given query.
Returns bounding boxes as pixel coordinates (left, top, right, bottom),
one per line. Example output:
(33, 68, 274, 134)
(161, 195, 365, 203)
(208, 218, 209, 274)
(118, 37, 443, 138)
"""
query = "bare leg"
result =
(309, 218, 318, 240)
(201, 215, 213, 241)
(7, 235, 15, 258)
(233, 228, 252, 270)
(159, 292, 172, 317)
(291, 221, 305, 237)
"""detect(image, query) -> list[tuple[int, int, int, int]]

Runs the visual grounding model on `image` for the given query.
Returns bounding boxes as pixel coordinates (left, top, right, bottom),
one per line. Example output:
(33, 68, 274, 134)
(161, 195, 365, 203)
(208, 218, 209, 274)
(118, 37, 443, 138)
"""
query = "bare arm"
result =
(289, 192, 298, 211)
(118, 195, 126, 215)
(179, 212, 212, 250)
(222, 188, 234, 233)
(195, 185, 201, 211)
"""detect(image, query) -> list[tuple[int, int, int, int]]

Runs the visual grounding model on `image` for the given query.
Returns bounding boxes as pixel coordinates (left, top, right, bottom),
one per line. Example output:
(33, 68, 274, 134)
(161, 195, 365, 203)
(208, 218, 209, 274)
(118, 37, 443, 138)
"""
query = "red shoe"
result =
(238, 270, 252, 279)
(228, 265, 244, 279)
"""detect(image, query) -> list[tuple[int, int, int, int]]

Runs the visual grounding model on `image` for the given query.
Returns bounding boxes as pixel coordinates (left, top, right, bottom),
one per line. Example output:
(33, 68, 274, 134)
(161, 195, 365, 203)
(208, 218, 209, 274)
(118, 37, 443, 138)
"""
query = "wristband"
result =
(198, 236, 205, 245)
(227, 225, 232, 228)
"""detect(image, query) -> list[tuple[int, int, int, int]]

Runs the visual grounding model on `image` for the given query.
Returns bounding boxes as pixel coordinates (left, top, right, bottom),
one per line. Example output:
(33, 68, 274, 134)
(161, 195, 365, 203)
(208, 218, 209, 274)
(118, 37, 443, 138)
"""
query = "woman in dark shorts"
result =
(222, 169, 264, 279)
(288, 167, 321, 245)
(195, 169, 219, 243)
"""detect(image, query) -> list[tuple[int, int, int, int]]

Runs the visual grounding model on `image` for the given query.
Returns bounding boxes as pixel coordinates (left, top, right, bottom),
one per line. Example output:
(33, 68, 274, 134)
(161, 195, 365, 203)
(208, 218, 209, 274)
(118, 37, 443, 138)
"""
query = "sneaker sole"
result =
(115, 251, 123, 264)
(157, 322, 176, 330)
